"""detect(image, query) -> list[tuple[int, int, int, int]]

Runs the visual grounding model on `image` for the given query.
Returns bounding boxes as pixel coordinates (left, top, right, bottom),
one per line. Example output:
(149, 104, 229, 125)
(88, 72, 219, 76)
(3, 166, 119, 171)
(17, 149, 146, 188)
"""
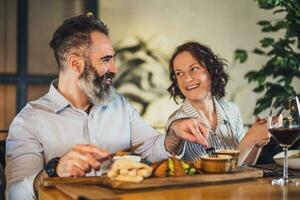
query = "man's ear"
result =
(68, 54, 84, 75)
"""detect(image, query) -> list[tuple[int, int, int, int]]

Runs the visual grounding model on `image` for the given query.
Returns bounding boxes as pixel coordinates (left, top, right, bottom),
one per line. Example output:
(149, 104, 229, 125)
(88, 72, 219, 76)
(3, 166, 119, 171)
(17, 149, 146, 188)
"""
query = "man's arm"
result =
(33, 170, 47, 196)
(6, 107, 44, 199)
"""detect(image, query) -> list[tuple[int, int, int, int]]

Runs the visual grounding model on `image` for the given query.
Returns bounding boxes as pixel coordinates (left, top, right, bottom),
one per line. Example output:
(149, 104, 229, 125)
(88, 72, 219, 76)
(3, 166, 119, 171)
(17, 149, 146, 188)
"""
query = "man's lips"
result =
(104, 78, 112, 85)
(185, 83, 200, 90)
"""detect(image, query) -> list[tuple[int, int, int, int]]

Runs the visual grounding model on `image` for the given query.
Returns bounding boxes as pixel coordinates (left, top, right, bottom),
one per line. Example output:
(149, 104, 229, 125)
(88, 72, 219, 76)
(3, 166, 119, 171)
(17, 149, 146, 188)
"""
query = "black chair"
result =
(0, 163, 5, 200)
(257, 137, 300, 164)
(0, 130, 7, 200)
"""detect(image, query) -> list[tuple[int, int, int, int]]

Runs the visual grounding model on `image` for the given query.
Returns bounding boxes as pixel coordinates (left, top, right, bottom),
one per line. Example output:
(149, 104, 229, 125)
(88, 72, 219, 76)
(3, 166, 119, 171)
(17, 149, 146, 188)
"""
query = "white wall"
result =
(100, 0, 300, 127)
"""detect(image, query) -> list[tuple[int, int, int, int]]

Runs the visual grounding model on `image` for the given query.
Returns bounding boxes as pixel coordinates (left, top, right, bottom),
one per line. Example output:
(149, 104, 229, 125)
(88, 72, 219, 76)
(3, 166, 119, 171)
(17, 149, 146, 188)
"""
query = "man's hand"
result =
(56, 144, 109, 177)
(165, 118, 209, 154)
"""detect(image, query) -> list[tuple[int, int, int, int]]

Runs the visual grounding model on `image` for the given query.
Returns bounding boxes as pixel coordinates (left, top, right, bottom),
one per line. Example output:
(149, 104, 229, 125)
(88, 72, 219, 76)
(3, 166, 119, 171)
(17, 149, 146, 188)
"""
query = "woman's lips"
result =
(185, 83, 200, 90)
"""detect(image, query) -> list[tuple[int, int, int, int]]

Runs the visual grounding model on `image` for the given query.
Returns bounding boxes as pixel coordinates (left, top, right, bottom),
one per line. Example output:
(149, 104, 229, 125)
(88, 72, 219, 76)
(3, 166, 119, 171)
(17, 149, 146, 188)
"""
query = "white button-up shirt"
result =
(6, 81, 171, 199)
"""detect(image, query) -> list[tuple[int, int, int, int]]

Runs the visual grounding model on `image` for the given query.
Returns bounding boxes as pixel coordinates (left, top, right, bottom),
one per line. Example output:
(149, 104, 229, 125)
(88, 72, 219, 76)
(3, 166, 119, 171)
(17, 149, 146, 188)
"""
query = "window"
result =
(0, 0, 98, 130)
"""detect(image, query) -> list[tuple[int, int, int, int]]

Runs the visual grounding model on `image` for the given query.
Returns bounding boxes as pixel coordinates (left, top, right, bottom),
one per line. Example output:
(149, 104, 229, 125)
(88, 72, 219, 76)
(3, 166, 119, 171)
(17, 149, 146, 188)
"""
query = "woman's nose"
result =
(183, 73, 194, 84)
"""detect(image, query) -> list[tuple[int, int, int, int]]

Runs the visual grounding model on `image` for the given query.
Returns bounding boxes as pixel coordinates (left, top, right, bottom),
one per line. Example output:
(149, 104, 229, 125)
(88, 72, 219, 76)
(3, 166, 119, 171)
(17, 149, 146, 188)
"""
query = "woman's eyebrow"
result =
(188, 63, 198, 68)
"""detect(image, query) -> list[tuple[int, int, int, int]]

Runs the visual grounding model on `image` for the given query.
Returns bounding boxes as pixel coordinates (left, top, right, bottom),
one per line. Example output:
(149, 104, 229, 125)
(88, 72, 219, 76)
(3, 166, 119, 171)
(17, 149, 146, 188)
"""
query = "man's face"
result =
(78, 32, 117, 104)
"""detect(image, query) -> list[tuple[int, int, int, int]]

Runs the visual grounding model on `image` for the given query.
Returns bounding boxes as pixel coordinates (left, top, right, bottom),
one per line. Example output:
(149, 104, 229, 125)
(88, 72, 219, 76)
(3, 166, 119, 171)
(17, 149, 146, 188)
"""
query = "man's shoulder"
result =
(107, 89, 129, 106)
(16, 94, 54, 119)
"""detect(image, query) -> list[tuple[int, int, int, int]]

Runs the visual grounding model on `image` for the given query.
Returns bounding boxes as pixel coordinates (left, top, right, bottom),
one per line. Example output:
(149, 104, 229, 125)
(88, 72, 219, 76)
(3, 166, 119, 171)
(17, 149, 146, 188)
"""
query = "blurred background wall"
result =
(0, 0, 299, 131)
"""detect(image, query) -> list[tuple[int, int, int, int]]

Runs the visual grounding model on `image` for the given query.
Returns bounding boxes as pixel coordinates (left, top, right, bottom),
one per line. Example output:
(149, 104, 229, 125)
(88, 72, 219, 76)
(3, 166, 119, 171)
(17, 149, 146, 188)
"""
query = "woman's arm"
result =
(243, 145, 263, 165)
(237, 121, 270, 166)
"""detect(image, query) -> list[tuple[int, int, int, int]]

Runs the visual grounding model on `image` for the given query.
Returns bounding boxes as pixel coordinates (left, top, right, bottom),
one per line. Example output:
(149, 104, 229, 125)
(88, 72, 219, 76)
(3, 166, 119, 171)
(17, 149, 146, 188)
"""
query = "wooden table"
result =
(39, 178, 300, 200)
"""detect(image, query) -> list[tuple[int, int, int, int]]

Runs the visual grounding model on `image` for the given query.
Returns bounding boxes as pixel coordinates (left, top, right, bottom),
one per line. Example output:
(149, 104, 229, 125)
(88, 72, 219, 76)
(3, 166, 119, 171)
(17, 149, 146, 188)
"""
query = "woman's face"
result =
(173, 51, 212, 102)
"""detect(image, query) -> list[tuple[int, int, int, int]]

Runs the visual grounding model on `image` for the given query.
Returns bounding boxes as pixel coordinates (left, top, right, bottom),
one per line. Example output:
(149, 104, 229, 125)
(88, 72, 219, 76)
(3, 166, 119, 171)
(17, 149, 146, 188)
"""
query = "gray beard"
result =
(78, 64, 112, 105)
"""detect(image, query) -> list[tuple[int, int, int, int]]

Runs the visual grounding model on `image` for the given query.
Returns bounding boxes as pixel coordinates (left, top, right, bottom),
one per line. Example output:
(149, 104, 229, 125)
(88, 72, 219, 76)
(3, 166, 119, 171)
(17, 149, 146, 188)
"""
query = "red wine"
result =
(269, 128, 300, 147)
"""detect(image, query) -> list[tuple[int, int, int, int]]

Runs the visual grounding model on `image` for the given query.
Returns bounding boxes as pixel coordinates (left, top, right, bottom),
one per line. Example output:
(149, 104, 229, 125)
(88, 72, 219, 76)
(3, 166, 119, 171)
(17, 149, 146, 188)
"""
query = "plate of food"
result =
(273, 150, 300, 170)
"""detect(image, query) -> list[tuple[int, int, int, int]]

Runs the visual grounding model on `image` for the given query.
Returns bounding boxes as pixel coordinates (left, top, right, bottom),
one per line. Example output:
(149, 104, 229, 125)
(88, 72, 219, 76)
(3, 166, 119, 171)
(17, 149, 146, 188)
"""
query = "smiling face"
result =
(173, 51, 212, 103)
(78, 31, 118, 104)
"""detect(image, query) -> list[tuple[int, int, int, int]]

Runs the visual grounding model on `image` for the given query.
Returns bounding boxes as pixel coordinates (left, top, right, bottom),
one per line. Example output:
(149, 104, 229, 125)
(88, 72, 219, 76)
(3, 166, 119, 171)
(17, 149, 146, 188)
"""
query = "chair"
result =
(0, 163, 5, 200)
(0, 130, 7, 200)
(257, 137, 300, 164)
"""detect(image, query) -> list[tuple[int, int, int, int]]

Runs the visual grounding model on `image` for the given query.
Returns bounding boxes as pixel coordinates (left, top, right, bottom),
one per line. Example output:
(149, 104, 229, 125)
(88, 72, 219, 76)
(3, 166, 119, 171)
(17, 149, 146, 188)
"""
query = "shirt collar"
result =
(47, 79, 71, 113)
(47, 79, 117, 113)
(181, 97, 227, 126)
(212, 97, 227, 125)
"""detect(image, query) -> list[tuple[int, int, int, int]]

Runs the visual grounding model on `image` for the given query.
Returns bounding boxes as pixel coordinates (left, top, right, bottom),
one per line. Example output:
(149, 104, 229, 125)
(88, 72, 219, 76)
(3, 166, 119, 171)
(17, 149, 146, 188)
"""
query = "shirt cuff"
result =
(175, 141, 186, 159)
(161, 134, 186, 159)
(7, 170, 40, 200)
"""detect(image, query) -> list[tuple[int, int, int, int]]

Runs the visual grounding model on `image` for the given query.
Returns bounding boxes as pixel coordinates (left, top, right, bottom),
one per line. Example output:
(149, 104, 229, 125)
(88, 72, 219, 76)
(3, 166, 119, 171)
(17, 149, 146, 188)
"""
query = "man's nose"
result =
(108, 61, 118, 74)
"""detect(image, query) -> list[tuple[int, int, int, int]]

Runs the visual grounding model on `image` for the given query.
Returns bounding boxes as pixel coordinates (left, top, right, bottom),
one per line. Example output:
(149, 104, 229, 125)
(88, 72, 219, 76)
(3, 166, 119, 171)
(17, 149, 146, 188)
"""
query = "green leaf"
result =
(261, 25, 274, 32)
(257, 20, 271, 26)
(272, 21, 289, 31)
(253, 48, 266, 55)
(253, 85, 265, 93)
(258, 75, 266, 84)
(245, 71, 259, 82)
(256, 0, 276, 9)
(234, 49, 248, 63)
(260, 37, 275, 47)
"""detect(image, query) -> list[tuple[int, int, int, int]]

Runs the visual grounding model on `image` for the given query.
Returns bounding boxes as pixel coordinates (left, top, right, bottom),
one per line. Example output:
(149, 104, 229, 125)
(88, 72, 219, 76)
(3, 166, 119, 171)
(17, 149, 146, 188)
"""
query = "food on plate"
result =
(153, 160, 168, 177)
(152, 156, 198, 177)
(191, 159, 201, 170)
(107, 159, 153, 183)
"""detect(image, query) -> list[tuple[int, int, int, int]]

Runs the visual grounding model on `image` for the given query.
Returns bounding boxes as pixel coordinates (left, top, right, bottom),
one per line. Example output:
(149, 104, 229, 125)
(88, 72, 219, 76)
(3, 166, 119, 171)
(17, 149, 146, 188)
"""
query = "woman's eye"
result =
(175, 72, 183, 76)
(191, 66, 199, 71)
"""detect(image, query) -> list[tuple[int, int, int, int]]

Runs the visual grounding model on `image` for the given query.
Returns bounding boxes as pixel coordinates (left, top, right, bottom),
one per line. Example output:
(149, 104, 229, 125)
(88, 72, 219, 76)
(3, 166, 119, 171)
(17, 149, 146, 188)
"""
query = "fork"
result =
(205, 147, 217, 157)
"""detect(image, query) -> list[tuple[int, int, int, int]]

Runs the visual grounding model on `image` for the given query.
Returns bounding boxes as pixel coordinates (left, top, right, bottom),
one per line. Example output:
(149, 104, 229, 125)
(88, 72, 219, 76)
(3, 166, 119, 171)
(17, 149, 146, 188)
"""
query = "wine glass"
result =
(268, 96, 300, 186)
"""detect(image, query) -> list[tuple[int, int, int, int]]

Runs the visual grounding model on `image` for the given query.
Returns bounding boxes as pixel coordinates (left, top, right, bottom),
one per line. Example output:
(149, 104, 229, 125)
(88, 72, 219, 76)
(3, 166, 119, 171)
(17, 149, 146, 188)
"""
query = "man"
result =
(5, 14, 208, 199)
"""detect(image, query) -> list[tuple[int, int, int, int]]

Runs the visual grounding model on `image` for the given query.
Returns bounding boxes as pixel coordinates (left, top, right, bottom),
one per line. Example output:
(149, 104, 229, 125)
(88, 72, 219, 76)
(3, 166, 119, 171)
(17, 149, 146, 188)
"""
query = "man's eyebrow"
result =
(99, 54, 115, 61)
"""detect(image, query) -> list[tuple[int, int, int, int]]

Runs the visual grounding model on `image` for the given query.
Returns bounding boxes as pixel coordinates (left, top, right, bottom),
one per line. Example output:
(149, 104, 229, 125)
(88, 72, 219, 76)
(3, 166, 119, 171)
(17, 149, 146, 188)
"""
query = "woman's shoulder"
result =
(214, 97, 240, 114)
(168, 104, 186, 120)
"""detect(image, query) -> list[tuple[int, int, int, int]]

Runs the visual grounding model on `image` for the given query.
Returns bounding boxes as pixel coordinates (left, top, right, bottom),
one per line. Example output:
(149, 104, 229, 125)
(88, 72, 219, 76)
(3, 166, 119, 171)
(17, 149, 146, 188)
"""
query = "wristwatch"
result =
(45, 157, 60, 177)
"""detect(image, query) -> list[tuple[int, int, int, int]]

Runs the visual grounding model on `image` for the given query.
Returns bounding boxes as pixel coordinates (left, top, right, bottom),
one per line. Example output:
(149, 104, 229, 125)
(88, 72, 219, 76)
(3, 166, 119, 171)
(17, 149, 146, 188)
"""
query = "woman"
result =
(167, 42, 270, 165)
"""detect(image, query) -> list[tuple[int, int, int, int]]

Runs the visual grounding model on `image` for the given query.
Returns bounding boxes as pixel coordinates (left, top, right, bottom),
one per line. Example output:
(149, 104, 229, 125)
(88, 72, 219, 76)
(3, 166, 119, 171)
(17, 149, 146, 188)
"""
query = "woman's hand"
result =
(246, 118, 271, 148)
(169, 118, 209, 146)
(56, 144, 109, 177)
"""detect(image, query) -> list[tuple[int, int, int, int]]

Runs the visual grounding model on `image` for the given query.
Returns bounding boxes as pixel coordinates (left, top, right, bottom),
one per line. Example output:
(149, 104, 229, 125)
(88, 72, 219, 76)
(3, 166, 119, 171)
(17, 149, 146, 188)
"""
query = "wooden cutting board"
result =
(43, 166, 263, 190)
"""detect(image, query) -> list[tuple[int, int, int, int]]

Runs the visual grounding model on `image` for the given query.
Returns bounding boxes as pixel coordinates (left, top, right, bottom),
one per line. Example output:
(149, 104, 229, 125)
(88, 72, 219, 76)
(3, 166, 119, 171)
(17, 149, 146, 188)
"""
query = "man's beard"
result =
(78, 61, 115, 105)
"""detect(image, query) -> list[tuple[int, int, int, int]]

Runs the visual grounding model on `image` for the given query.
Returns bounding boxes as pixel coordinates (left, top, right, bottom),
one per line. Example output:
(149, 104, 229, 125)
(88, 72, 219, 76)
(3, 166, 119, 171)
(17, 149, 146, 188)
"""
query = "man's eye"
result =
(175, 72, 183, 76)
(103, 58, 110, 63)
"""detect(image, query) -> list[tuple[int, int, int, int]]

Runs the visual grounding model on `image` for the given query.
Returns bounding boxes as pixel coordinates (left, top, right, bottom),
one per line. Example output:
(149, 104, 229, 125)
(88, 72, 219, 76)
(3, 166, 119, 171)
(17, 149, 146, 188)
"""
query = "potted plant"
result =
(234, 0, 300, 115)
(234, 0, 300, 164)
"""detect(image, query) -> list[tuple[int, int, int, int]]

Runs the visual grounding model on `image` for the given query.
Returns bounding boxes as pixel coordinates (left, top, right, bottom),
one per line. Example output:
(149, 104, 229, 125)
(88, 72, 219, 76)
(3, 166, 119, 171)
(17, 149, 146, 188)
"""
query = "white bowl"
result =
(112, 155, 141, 163)
(273, 150, 300, 170)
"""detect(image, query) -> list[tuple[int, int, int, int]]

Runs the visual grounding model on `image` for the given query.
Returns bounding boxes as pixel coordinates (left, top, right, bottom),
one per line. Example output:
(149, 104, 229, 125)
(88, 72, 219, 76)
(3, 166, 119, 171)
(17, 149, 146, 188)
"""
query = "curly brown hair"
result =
(168, 42, 229, 103)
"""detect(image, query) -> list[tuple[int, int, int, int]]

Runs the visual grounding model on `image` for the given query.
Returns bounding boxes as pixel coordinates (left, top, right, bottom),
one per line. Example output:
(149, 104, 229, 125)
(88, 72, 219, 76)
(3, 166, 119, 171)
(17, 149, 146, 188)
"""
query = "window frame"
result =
(0, 0, 98, 113)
